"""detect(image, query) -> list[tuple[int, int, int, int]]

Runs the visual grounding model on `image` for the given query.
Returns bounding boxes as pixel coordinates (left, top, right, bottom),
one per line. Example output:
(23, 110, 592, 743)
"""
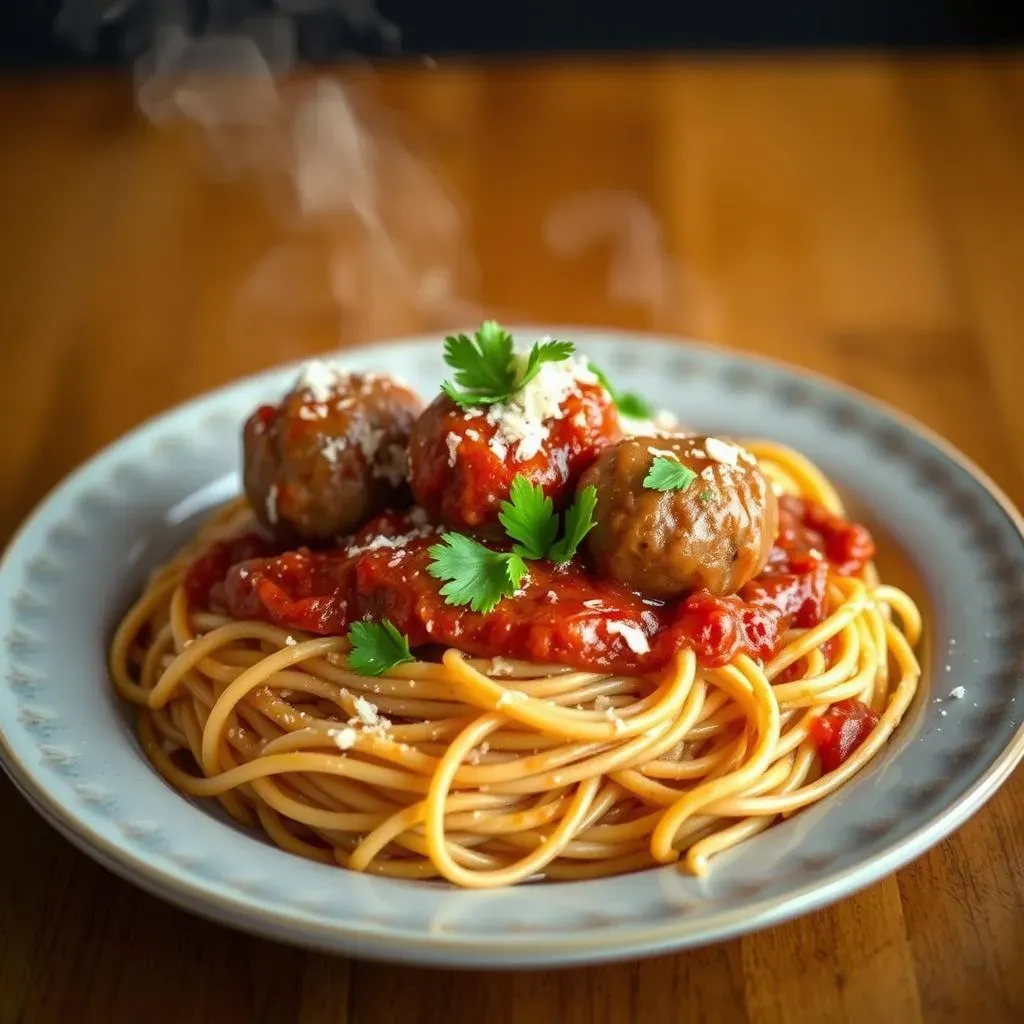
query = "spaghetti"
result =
(110, 439, 922, 888)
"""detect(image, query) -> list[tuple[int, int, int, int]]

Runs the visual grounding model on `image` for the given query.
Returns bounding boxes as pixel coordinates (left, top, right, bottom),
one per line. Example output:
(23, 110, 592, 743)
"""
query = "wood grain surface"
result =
(1, 55, 1023, 1024)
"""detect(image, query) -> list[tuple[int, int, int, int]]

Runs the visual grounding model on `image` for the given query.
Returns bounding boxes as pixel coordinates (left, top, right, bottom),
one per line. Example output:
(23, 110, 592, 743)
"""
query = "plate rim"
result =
(2, 327, 1023, 968)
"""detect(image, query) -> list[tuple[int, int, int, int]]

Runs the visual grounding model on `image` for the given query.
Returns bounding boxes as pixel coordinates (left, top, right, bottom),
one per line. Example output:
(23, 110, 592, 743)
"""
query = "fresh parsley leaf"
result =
(441, 323, 577, 407)
(616, 392, 654, 420)
(644, 457, 697, 492)
(427, 534, 528, 614)
(441, 322, 516, 406)
(516, 339, 576, 392)
(347, 619, 414, 676)
(588, 361, 654, 420)
(549, 484, 598, 563)
(499, 476, 559, 561)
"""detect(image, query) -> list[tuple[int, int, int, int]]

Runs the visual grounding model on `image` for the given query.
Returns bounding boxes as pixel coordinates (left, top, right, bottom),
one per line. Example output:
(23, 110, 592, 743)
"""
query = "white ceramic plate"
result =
(2, 330, 1023, 968)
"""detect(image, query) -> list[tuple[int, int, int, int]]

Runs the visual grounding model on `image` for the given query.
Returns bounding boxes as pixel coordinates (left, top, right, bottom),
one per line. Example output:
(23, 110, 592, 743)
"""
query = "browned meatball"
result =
(243, 364, 423, 544)
(580, 435, 778, 599)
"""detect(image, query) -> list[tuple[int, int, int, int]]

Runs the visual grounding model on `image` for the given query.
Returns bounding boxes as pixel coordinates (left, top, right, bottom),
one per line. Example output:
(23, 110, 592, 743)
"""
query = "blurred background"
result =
(3, 1, 1023, 65)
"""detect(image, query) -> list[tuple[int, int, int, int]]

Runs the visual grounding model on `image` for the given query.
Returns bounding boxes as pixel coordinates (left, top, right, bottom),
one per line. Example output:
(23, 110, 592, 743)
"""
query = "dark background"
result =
(3, 1, 1023, 68)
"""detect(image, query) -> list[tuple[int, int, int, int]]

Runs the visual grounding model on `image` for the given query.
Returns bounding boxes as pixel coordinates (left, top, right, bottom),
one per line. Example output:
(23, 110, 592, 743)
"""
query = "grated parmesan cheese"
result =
(346, 528, 433, 557)
(490, 656, 515, 676)
(446, 432, 462, 467)
(321, 437, 346, 465)
(353, 696, 380, 726)
(704, 437, 740, 465)
(705, 436, 753, 467)
(484, 352, 596, 461)
(357, 426, 385, 462)
(331, 727, 357, 750)
(949, 686, 966, 700)
(607, 621, 651, 655)
(296, 361, 346, 403)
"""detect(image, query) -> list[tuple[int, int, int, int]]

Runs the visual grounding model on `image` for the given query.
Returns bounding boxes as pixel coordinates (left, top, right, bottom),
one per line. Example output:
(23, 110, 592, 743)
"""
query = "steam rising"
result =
(545, 190, 721, 335)
(55, 2, 712, 348)
(55, 0, 483, 349)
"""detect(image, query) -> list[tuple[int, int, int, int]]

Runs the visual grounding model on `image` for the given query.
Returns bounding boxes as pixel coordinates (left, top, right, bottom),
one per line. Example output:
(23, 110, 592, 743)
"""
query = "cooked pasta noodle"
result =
(110, 442, 922, 887)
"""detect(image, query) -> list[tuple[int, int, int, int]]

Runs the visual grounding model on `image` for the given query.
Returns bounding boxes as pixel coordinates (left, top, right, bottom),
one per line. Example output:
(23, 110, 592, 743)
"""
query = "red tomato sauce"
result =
(809, 699, 880, 771)
(185, 495, 875, 676)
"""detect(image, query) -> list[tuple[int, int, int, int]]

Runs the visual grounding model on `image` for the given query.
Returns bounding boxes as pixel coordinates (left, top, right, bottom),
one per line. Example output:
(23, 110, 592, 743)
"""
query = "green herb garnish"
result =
(499, 476, 559, 561)
(427, 478, 599, 613)
(499, 476, 598, 565)
(426, 533, 529, 614)
(643, 456, 697, 492)
(346, 619, 415, 676)
(441, 321, 574, 408)
(588, 361, 654, 420)
(549, 485, 598, 563)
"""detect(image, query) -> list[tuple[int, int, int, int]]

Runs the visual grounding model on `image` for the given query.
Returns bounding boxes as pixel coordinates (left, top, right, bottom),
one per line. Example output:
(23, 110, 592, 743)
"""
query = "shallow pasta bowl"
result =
(1, 329, 1022, 968)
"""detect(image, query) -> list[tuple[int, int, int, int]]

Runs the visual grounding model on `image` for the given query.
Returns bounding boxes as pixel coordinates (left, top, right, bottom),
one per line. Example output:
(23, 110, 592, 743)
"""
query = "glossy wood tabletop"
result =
(1, 54, 1023, 1024)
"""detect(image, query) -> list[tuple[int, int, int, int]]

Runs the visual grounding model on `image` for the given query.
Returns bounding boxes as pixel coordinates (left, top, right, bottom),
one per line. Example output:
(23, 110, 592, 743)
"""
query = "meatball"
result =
(580, 435, 778, 599)
(243, 363, 423, 544)
(409, 361, 621, 534)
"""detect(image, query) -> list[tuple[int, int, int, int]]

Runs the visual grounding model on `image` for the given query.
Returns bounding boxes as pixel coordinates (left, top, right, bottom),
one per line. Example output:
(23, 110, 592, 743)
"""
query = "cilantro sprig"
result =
(644, 456, 697, 492)
(549, 485, 598, 563)
(441, 321, 575, 408)
(427, 534, 528, 614)
(500, 476, 597, 565)
(499, 476, 559, 560)
(588, 362, 654, 420)
(428, 478, 599, 614)
(347, 619, 415, 676)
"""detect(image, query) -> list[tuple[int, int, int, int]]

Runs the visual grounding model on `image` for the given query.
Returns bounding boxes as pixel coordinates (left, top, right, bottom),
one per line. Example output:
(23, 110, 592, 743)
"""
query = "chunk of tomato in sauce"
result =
(774, 496, 874, 576)
(217, 548, 356, 635)
(810, 699, 880, 773)
(184, 533, 275, 607)
(741, 556, 829, 628)
(661, 591, 779, 668)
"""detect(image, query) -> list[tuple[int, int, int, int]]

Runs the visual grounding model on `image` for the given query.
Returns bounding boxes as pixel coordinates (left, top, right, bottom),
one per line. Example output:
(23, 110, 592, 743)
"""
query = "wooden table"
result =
(2, 54, 1023, 1023)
